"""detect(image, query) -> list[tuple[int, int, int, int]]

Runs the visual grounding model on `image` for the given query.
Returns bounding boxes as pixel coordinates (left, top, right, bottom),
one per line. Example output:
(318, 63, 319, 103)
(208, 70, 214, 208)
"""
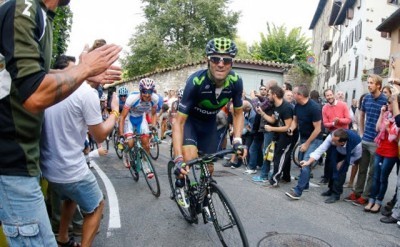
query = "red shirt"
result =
(322, 100, 351, 132)
(376, 122, 399, 158)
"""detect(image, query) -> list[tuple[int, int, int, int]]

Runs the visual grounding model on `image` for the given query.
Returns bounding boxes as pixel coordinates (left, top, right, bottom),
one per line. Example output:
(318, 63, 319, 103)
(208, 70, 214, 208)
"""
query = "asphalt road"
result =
(84, 138, 400, 247)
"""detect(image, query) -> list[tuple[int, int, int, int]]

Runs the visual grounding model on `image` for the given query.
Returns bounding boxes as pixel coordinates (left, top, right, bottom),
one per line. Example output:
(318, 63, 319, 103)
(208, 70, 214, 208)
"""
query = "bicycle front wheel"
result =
(208, 182, 249, 247)
(113, 131, 123, 159)
(149, 136, 159, 160)
(138, 149, 160, 197)
(128, 149, 139, 182)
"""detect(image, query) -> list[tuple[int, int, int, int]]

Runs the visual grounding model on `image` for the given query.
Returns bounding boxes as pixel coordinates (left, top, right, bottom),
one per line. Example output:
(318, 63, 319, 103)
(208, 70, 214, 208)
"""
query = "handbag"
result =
(264, 141, 275, 161)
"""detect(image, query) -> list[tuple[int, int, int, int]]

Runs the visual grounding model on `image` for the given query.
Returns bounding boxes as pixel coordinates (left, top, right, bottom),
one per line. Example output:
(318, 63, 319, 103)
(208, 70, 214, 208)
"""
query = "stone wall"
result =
(117, 63, 207, 93)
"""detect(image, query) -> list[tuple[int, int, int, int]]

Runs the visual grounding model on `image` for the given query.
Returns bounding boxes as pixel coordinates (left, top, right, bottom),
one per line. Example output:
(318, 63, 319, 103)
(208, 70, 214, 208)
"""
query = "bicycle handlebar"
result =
(185, 149, 235, 167)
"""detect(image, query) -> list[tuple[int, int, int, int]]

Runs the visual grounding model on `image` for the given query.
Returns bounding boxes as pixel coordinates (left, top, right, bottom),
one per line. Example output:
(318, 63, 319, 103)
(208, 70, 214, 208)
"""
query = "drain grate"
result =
(259, 232, 331, 247)
(212, 170, 237, 177)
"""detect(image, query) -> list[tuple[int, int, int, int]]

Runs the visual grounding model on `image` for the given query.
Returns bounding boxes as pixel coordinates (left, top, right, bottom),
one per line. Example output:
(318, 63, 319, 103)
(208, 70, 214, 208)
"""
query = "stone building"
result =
(112, 59, 292, 95)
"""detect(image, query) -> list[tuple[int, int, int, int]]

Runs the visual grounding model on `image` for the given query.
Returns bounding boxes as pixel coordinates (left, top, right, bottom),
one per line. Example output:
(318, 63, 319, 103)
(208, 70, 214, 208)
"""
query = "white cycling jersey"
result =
(124, 92, 159, 117)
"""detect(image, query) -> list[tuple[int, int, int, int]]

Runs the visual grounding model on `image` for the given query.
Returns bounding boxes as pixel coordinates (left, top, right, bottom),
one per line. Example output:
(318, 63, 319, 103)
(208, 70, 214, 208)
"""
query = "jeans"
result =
(49, 171, 103, 214)
(293, 138, 323, 196)
(260, 131, 274, 179)
(354, 141, 377, 198)
(0, 175, 57, 247)
(49, 183, 83, 230)
(369, 154, 398, 205)
(247, 134, 264, 170)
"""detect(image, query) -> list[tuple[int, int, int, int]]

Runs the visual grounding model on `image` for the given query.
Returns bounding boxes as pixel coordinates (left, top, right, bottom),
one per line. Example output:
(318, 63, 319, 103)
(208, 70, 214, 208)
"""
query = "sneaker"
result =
(344, 192, 359, 202)
(285, 191, 300, 200)
(380, 216, 398, 224)
(291, 187, 309, 192)
(252, 176, 267, 183)
(175, 188, 189, 208)
(123, 152, 130, 168)
(352, 197, 368, 206)
(243, 169, 257, 174)
(325, 196, 339, 204)
(142, 161, 154, 179)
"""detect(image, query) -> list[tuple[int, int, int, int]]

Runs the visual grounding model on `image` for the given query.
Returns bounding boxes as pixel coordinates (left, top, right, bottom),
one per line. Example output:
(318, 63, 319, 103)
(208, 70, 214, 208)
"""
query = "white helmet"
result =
(139, 78, 155, 91)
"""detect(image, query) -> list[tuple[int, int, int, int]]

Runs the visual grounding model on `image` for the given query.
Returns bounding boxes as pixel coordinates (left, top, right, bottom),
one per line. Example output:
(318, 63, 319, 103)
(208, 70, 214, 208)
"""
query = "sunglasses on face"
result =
(119, 95, 127, 98)
(141, 89, 153, 95)
(208, 56, 233, 65)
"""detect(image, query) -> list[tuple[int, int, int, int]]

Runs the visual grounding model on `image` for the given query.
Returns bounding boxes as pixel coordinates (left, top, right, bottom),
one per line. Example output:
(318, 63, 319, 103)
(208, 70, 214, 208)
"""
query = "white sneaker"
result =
(123, 152, 130, 168)
(142, 161, 154, 179)
(244, 169, 257, 174)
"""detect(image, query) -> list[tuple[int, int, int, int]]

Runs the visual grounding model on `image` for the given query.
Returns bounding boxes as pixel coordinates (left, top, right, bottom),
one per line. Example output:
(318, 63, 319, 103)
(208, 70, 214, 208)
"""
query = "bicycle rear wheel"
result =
(292, 142, 302, 168)
(113, 131, 123, 159)
(292, 142, 318, 169)
(208, 182, 249, 247)
(149, 135, 159, 160)
(138, 149, 160, 197)
(167, 161, 197, 224)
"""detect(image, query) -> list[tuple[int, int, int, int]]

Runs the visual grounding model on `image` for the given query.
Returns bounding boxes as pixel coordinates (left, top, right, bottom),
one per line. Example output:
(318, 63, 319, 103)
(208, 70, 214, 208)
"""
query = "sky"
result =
(66, 0, 320, 59)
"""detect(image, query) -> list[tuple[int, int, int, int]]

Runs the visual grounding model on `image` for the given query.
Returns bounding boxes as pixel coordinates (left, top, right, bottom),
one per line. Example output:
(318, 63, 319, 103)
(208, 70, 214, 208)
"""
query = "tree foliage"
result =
(122, 0, 240, 79)
(52, 6, 73, 66)
(251, 23, 315, 79)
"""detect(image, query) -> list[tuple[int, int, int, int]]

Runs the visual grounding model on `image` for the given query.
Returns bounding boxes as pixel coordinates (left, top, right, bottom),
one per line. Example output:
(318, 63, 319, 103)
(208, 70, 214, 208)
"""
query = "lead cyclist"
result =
(172, 37, 248, 201)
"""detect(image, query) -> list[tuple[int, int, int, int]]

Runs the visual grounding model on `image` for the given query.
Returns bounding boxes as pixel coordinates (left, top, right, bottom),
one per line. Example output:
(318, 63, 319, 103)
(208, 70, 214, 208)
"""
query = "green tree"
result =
(52, 6, 73, 65)
(251, 23, 315, 82)
(122, 0, 240, 78)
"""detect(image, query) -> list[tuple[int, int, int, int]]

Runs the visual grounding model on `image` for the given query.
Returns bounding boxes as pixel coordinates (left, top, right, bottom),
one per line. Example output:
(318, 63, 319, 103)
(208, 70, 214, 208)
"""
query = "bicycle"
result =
(167, 149, 249, 247)
(127, 133, 161, 197)
(292, 133, 328, 169)
(148, 125, 160, 160)
(112, 124, 123, 159)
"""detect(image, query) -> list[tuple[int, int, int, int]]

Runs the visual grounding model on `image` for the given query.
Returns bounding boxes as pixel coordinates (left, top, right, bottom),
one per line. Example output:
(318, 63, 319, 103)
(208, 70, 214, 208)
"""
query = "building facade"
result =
(310, 0, 398, 105)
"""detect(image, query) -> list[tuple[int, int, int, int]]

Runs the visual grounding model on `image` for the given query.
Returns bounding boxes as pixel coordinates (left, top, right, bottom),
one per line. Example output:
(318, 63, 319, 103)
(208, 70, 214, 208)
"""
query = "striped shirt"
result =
(361, 93, 387, 142)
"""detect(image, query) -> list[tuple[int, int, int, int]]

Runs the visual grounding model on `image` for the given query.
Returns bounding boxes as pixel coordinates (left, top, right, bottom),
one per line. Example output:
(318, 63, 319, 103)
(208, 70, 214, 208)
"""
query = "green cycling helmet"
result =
(205, 37, 237, 57)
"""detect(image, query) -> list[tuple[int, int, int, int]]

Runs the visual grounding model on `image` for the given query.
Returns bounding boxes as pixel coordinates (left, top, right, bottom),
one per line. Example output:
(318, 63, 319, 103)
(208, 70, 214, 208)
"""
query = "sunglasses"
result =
(119, 95, 127, 98)
(208, 56, 233, 65)
(141, 89, 153, 95)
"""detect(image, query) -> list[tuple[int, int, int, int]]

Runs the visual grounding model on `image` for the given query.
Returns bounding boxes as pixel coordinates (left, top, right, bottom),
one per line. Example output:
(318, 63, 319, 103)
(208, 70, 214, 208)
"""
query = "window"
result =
(348, 61, 352, 80)
(355, 56, 359, 78)
(352, 89, 356, 100)
(349, 30, 354, 48)
(355, 21, 362, 42)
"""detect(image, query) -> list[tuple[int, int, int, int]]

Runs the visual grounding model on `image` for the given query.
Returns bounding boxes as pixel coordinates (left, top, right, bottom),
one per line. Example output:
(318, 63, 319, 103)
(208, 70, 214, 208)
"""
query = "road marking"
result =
(92, 161, 121, 230)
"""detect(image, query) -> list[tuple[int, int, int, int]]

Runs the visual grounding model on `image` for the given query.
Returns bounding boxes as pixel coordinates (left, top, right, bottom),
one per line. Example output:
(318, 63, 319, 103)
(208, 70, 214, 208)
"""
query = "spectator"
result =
(380, 93, 400, 224)
(344, 93, 367, 188)
(0, 1, 121, 246)
(336, 91, 345, 102)
(365, 96, 399, 213)
(285, 84, 322, 199)
(40, 39, 121, 247)
(320, 89, 351, 187)
(261, 86, 293, 186)
(288, 129, 361, 203)
(345, 74, 387, 206)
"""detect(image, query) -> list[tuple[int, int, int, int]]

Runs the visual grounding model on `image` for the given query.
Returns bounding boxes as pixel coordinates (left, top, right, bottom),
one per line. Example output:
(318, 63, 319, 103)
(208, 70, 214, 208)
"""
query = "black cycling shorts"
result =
(183, 116, 217, 154)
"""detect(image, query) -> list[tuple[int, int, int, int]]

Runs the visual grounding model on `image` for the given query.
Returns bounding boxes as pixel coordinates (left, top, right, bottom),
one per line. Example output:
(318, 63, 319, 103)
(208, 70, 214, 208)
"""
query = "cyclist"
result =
(172, 37, 247, 204)
(119, 78, 159, 178)
(118, 86, 129, 112)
